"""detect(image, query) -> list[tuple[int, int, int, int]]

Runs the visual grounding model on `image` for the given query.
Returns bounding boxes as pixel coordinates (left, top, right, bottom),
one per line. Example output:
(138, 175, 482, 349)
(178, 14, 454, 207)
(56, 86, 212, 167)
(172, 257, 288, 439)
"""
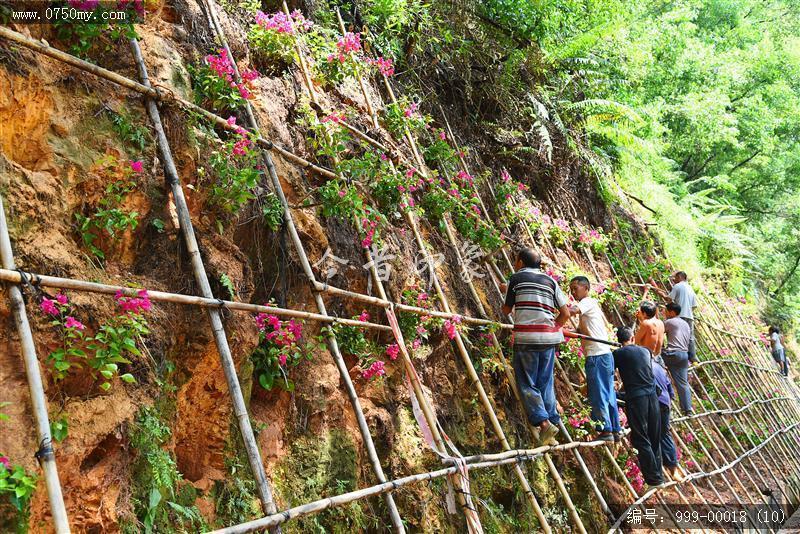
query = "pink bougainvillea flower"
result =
(278, 353, 288, 366)
(115, 289, 152, 315)
(357, 311, 370, 323)
(130, 160, 143, 173)
(55, 293, 68, 305)
(64, 316, 85, 330)
(40, 297, 59, 316)
(361, 360, 386, 380)
(0, 456, 9, 470)
(386, 343, 400, 361)
(227, 116, 238, 127)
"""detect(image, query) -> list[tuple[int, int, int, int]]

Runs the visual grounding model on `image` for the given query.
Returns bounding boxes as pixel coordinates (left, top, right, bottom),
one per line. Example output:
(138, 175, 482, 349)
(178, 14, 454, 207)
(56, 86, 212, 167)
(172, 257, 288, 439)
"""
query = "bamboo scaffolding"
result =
(320, 20, 556, 531)
(277, 4, 484, 528)
(0, 197, 71, 533)
(620, 235, 772, 528)
(622, 229, 800, 511)
(211, 436, 624, 534)
(198, 2, 406, 528)
(4, 13, 799, 534)
(609, 421, 800, 532)
(129, 38, 280, 519)
(618, 233, 763, 517)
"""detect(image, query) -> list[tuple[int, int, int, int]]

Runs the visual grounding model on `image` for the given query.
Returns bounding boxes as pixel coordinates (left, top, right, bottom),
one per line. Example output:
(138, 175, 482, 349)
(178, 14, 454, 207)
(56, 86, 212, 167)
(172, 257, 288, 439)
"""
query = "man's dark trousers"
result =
(627, 393, 664, 485)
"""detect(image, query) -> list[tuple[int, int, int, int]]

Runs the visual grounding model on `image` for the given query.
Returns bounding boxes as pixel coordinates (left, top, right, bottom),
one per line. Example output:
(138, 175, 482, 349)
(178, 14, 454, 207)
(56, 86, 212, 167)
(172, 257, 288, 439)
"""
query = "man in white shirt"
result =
(569, 276, 620, 442)
(648, 271, 697, 363)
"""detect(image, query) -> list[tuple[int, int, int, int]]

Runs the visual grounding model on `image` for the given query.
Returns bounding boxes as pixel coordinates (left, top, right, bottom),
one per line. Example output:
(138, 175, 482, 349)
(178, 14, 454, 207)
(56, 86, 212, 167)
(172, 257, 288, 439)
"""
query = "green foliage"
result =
(0, 461, 36, 525)
(248, 23, 296, 72)
(383, 98, 428, 137)
(125, 406, 204, 534)
(358, 0, 441, 63)
(54, 4, 138, 57)
(76, 156, 140, 260)
(206, 131, 261, 216)
(260, 192, 284, 231)
(50, 417, 69, 443)
(189, 61, 244, 114)
(251, 314, 317, 392)
(87, 311, 147, 391)
(109, 109, 151, 152)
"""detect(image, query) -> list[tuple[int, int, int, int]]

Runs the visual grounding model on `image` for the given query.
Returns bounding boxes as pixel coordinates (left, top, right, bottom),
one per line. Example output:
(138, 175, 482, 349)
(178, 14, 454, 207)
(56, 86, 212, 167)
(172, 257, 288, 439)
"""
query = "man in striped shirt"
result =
(501, 248, 571, 445)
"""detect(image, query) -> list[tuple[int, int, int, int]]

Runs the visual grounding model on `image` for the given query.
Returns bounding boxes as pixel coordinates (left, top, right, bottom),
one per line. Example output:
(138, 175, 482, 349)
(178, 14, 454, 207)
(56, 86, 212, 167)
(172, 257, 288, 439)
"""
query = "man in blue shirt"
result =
(613, 327, 664, 487)
(502, 248, 571, 446)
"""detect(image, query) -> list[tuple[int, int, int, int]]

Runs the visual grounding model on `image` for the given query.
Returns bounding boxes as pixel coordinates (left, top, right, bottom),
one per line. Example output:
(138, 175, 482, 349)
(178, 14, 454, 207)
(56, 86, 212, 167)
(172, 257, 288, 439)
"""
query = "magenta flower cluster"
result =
(114, 290, 152, 315)
(367, 56, 395, 77)
(226, 116, 253, 156)
(361, 360, 385, 380)
(255, 313, 303, 366)
(206, 49, 259, 100)
(255, 9, 312, 35)
(41, 293, 85, 330)
(328, 32, 362, 63)
(442, 315, 462, 340)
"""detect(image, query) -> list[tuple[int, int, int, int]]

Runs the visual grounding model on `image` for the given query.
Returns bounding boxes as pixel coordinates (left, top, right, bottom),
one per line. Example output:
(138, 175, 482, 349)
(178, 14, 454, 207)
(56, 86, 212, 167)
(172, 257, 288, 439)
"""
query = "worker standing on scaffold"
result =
(613, 327, 665, 489)
(501, 248, 571, 446)
(567, 276, 621, 443)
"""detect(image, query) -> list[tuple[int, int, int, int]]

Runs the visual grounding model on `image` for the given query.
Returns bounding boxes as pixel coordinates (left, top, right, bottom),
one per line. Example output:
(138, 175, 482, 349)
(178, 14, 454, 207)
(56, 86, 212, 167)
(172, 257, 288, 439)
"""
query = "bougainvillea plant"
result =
(75, 156, 141, 260)
(397, 285, 442, 351)
(563, 401, 593, 439)
(248, 9, 311, 70)
(41, 291, 144, 390)
(384, 97, 429, 137)
(573, 226, 610, 254)
(557, 337, 584, 371)
(252, 312, 315, 391)
(332, 312, 399, 381)
(190, 49, 259, 113)
(206, 116, 262, 217)
(55, 0, 141, 56)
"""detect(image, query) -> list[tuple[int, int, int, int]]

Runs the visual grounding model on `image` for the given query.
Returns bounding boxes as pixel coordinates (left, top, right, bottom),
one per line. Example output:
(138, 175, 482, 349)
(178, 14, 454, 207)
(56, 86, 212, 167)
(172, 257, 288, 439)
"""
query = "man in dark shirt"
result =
(652, 357, 684, 481)
(501, 248, 571, 446)
(613, 327, 664, 487)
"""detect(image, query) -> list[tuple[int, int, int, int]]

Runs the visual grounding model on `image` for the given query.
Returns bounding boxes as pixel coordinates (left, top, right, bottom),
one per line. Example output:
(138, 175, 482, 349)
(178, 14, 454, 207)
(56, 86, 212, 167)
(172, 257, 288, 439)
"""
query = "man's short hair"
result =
(640, 301, 657, 318)
(617, 326, 634, 344)
(770, 326, 780, 334)
(570, 276, 590, 290)
(517, 248, 541, 268)
(674, 271, 688, 281)
(666, 302, 682, 315)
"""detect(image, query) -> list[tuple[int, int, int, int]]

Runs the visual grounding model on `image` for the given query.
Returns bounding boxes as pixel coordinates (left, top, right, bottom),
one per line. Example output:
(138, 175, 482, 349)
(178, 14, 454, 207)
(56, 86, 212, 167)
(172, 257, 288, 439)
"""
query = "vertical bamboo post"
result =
(129, 38, 280, 522)
(198, 3, 406, 529)
(0, 196, 71, 533)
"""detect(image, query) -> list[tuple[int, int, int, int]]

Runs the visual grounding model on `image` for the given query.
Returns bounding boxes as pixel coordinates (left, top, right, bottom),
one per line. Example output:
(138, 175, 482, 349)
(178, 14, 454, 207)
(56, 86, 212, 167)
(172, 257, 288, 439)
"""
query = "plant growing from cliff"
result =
(547, 218, 571, 248)
(248, 10, 311, 72)
(75, 156, 141, 260)
(422, 129, 458, 169)
(383, 97, 428, 137)
(0, 455, 37, 530)
(397, 284, 441, 350)
(108, 109, 150, 151)
(205, 117, 261, 216)
(189, 49, 259, 114)
(557, 337, 584, 371)
(40, 290, 146, 390)
(54, 0, 141, 57)
(562, 402, 592, 439)
(252, 313, 314, 391)
(126, 405, 205, 534)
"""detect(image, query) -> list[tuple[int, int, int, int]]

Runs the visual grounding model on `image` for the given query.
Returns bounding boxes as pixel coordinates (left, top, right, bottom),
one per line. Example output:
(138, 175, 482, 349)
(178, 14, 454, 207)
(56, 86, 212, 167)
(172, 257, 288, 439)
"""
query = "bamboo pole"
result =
(0, 26, 336, 180)
(0, 196, 71, 533)
(129, 38, 280, 519)
(0, 268, 391, 331)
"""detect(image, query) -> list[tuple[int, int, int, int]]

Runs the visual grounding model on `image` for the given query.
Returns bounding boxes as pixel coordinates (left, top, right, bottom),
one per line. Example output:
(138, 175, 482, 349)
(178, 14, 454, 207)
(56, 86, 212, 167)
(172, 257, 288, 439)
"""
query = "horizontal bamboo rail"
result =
(209, 436, 623, 534)
(0, 268, 390, 331)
